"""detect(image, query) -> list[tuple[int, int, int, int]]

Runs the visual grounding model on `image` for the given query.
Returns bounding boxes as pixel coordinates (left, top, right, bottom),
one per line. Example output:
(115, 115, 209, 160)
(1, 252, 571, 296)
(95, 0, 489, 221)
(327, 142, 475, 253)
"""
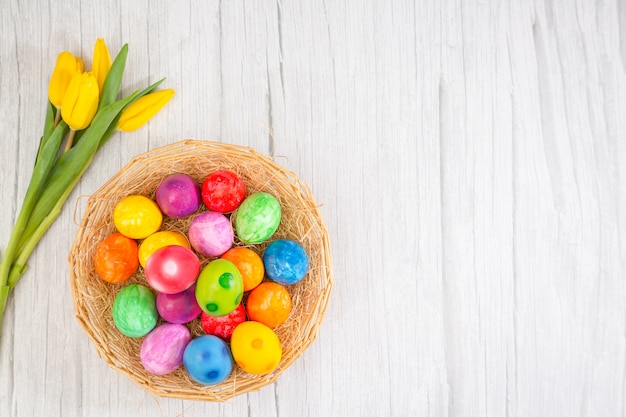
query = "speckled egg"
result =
(183, 335, 234, 385)
(195, 259, 243, 317)
(230, 321, 282, 375)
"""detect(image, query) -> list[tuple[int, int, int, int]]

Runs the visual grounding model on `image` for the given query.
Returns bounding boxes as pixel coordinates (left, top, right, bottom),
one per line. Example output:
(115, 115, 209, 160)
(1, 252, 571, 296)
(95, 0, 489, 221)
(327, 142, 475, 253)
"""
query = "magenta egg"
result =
(188, 211, 233, 257)
(140, 323, 191, 375)
(145, 245, 201, 294)
(156, 173, 201, 218)
(157, 285, 202, 324)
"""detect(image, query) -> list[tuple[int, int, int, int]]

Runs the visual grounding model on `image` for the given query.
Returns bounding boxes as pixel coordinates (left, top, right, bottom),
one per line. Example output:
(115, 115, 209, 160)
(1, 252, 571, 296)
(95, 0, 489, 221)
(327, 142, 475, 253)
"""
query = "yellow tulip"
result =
(117, 89, 175, 132)
(92, 38, 111, 93)
(48, 51, 84, 108)
(61, 72, 100, 131)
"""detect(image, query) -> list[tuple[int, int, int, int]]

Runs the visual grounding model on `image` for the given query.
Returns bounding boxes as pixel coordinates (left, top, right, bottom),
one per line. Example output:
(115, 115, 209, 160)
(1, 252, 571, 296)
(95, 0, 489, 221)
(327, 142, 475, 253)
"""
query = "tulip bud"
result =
(92, 38, 112, 94)
(117, 89, 175, 132)
(48, 51, 84, 108)
(61, 72, 100, 131)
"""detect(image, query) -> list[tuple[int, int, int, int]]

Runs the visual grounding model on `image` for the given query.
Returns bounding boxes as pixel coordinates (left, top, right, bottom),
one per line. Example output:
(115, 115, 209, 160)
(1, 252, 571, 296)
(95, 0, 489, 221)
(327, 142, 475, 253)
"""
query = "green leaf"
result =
(16, 91, 139, 251)
(35, 103, 57, 166)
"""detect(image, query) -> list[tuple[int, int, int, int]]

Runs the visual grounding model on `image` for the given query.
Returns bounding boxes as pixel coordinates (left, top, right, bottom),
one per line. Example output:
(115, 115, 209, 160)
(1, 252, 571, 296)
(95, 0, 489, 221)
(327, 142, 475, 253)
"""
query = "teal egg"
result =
(112, 284, 158, 338)
(234, 192, 281, 244)
(196, 259, 244, 317)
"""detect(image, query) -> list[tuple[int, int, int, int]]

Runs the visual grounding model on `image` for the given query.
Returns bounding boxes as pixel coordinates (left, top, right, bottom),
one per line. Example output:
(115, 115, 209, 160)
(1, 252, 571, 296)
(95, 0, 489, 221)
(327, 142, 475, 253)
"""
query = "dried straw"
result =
(68, 140, 333, 401)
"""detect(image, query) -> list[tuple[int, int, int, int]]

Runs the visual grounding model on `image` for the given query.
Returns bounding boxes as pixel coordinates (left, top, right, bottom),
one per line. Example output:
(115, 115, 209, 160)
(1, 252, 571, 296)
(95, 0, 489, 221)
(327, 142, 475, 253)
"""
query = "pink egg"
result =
(145, 245, 201, 294)
(140, 323, 191, 375)
(188, 211, 233, 257)
(156, 173, 201, 218)
(157, 285, 202, 324)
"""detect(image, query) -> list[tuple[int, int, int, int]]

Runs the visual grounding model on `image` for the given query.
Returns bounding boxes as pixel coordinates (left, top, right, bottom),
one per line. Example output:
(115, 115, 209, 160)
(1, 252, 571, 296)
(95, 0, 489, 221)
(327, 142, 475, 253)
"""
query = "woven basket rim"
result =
(68, 140, 333, 401)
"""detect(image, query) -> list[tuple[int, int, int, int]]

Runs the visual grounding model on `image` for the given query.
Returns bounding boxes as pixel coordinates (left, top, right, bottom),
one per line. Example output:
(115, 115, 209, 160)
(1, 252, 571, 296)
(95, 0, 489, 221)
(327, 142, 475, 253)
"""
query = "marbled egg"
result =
(263, 239, 309, 285)
(113, 195, 163, 239)
(140, 323, 191, 375)
(188, 211, 233, 257)
(234, 192, 281, 244)
(112, 284, 158, 338)
(156, 173, 201, 218)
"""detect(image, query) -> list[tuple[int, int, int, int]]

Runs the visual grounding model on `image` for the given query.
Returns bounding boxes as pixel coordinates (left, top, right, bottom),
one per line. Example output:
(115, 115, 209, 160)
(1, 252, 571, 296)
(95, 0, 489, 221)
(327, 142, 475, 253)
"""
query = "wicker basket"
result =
(68, 140, 333, 401)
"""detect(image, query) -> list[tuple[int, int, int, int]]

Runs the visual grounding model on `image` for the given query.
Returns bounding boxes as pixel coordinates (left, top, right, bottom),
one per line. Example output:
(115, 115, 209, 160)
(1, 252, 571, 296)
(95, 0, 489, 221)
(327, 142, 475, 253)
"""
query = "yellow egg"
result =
(113, 195, 163, 239)
(138, 230, 190, 268)
(231, 321, 282, 375)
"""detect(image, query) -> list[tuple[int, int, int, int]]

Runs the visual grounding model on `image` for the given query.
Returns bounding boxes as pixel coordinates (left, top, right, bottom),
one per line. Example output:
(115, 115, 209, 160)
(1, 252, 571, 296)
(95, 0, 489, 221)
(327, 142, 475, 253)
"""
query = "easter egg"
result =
(246, 282, 292, 328)
(196, 259, 243, 317)
(113, 195, 163, 239)
(94, 232, 139, 284)
(155, 173, 201, 218)
(201, 170, 246, 213)
(112, 284, 158, 338)
(183, 335, 234, 385)
(145, 245, 201, 294)
(140, 323, 191, 375)
(188, 211, 233, 257)
(138, 230, 190, 268)
(263, 239, 309, 285)
(201, 303, 247, 341)
(220, 247, 264, 292)
(156, 285, 203, 324)
(231, 321, 282, 375)
(234, 192, 282, 244)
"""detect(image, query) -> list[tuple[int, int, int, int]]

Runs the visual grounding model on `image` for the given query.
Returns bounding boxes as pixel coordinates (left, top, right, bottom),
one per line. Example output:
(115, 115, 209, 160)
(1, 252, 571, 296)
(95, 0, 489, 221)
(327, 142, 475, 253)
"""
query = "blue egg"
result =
(263, 239, 309, 285)
(183, 335, 233, 385)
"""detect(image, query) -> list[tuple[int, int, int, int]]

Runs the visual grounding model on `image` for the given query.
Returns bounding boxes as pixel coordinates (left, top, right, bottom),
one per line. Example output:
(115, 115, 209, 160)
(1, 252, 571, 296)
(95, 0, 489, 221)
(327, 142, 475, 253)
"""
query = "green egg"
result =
(112, 284, 158, 338)
(234, 192, 282, 244)
(196, 259, 244, 317)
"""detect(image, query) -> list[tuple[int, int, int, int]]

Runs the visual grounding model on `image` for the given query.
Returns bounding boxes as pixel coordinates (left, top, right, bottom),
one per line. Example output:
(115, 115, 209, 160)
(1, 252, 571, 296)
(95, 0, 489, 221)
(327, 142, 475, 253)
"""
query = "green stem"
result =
(0, 121, 68, 290)
(7, 159, 89, 289)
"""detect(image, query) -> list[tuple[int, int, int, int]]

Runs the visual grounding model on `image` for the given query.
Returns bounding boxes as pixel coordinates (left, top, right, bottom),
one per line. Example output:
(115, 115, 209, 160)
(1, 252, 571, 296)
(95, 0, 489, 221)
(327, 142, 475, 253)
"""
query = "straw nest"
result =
(68, 140, 333, 401)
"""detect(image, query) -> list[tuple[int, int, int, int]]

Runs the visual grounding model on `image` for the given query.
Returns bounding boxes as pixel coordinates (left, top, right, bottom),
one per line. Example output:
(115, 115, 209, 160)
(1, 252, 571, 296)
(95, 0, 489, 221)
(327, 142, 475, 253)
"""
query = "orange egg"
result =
(245, 282, 292, 328)
(220, 247, 264, 292)
(94, 232, 139, 284)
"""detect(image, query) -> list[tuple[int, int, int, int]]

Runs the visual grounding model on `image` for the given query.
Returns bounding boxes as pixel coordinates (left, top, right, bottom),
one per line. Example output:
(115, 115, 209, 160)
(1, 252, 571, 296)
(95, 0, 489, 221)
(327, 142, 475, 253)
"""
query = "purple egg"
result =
(188, 211, 233, 257)
(157, 285, 202, 324)
(156, 173, 201, 218)
(140, 323, 191, 375)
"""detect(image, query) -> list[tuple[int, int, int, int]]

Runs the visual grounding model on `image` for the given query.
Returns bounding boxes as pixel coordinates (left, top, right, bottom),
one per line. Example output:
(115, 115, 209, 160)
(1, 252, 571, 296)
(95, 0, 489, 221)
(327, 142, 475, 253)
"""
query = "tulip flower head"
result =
(92, 38, 112, 93)
(117, 89, 175, 132)
(48, 51, 84, 109)
(61, 71, 100, 131)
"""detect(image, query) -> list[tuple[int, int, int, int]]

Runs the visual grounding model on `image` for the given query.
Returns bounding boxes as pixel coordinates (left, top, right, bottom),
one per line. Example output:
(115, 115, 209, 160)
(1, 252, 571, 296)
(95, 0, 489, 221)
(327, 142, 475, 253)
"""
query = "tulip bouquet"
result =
(0, 39, 174, 338)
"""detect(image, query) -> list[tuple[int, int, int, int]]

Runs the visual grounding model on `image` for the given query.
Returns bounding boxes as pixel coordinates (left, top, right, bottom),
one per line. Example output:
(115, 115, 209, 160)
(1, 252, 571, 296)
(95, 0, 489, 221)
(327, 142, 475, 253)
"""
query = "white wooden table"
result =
(1, 1, 624, 416)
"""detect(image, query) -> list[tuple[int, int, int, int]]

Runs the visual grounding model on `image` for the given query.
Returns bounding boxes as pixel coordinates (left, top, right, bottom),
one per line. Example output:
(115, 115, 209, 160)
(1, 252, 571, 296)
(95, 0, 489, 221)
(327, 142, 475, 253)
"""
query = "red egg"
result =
(201, 170, 246, 213)
(145, 246, 201, 294)
(200, 303, 247, 341)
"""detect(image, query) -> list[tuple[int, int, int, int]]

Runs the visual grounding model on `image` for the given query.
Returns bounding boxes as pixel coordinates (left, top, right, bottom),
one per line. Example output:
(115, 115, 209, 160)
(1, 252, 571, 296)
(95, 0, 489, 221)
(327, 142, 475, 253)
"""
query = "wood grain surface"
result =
(1, 0, 624, 416)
